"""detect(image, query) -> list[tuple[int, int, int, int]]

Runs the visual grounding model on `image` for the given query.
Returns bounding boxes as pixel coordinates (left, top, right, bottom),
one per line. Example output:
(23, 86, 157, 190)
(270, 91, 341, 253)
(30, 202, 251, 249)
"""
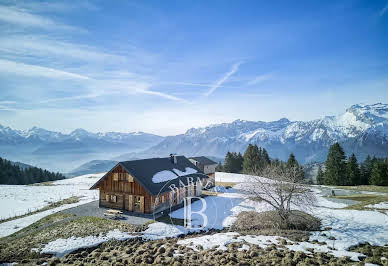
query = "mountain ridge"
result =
(118, 103, 388, 163)
(1, 103, 388, 171)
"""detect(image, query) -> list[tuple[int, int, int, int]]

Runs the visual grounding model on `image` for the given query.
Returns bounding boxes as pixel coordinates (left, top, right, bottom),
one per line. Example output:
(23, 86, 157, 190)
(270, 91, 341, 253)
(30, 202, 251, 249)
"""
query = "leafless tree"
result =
(241, 164, 316, 227)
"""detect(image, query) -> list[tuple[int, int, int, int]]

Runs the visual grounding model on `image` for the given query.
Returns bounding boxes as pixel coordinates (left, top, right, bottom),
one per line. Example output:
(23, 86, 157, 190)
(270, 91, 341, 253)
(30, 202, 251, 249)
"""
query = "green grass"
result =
(331, 185, 388, 193)
(332, 194, 388, 210)
(156, 214, 185, 226)
(0, 196, 81, 224)
(0, 213, 141, 263)
(215, 181, 237, 187)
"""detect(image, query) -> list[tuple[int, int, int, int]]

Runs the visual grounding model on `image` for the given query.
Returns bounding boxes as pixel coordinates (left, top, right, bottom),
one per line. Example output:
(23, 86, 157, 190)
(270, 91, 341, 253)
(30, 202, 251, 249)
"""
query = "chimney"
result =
(170, 153, 177, 164)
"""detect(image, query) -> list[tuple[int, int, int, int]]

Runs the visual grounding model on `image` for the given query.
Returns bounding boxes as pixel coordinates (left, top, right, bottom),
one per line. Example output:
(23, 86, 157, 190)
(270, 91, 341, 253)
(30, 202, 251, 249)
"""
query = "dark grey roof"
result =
(189, 156, 217, 165)
(90, 156, 209, 195)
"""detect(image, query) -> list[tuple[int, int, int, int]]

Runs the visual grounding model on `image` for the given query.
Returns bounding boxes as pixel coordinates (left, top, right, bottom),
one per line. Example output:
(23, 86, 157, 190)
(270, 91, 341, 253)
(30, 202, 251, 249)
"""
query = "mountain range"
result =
(119, 103, 388, 164)
(1, 103, 387, 174)
(0, 126, 163, 172)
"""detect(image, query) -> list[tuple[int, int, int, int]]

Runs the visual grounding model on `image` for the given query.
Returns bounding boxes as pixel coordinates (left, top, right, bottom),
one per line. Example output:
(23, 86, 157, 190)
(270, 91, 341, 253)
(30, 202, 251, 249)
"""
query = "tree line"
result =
(0, 157, 66, 185)
(216, 144, 304, 179)
(317, 142, 388, 186)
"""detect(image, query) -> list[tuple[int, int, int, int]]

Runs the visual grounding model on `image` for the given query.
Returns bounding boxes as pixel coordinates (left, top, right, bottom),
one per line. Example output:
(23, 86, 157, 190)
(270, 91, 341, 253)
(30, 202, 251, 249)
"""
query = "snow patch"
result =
(172, 167, 198, 176)
(34, 229, 136, 257)
(152, 167, 198, 183)
(366, 202, 388, 209)
(142, 222, 187, 240)
(152, 170, 178, 183)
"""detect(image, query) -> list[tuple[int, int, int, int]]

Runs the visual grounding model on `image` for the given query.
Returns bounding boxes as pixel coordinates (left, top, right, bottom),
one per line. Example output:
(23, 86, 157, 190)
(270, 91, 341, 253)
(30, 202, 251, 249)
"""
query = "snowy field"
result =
(34, 172, 388, 260)
(2, 171, 387, 261)
(0, 173, 104, 237)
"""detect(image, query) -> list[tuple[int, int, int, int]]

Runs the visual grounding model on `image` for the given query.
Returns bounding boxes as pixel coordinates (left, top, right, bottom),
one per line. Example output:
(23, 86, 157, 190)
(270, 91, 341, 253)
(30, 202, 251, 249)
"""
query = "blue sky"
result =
(0, 0, 387, 136)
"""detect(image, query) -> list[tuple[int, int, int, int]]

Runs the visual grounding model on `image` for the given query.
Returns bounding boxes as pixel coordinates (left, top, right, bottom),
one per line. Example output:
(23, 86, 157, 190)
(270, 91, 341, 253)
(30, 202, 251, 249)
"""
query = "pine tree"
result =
(316, 165, 325, 185)
(286, 153, 299, 168)
(286, 153, 304, 180)
(261, 148, 271, 165)
(215, 162, 223, 172)
(346, 153, 360, 185)
(0, 156, 66, 185)
(360, 155, 373, 185)
(370, 159, 388, 186)
(235, 152, 244, 173)
(324, 142, 346, 185)
(223, 152, 243, 173)
(242, 144, 259, 174)
(223, 152, 234, 173)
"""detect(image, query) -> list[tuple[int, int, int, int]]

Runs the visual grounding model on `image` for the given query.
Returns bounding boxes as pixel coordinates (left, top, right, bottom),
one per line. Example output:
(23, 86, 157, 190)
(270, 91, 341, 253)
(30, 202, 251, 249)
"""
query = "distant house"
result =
(90, 155, 209, 214)
(188, 156, 217, 178)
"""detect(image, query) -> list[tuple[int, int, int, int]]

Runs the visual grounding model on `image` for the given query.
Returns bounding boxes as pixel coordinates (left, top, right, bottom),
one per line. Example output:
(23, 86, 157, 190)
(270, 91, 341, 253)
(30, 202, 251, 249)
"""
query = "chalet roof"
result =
(90, 156, 209, 195)
(189, 156, 217, 165)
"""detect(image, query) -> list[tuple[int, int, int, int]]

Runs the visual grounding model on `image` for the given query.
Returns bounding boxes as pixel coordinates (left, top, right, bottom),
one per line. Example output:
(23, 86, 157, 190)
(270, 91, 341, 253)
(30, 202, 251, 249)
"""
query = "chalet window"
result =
(134, 196, 141, 210)
(113, 173, 119, 181)
(154, 197, 159, 206)
(119, 173, 125, 181)
(127, 173, 134, 182)
(105, 194, 109, 202)
(110, 195, 117, 203)
(161, 195, 165, 203)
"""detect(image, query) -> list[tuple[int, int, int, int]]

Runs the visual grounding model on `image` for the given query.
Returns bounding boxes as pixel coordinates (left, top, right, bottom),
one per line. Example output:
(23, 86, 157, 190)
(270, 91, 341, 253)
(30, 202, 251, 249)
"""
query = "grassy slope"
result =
(332, 194, 388, 210)
(0, 213, 141, 263)
(332, 185, 388, 193)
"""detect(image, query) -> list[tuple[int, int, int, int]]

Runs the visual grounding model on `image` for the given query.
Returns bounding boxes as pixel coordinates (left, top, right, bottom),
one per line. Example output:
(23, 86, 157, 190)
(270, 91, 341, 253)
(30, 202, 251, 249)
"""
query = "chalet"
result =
(90, 155, 210, 214)
(189, 156, 217, 179)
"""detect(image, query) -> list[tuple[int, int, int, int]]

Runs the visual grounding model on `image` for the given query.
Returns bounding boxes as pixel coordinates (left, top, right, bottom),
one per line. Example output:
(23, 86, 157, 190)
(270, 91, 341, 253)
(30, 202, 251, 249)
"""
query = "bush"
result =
(231, 210, 320, 231)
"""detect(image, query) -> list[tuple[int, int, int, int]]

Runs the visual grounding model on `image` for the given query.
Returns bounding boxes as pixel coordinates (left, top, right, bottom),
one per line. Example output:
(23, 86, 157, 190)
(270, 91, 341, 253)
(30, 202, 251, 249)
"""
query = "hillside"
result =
(0, 157, 66, 185)
(129, 103, 388, 163)
(68, 160, 118, 177)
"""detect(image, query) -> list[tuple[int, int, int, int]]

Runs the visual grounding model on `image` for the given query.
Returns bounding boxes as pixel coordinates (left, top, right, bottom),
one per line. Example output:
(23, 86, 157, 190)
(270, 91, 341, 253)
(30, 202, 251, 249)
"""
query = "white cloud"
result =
(204, 62, 242, 96)
(0, 5, 82, 31)
(379, 2, 388, 17)
(246, 74, 272, 86)
(0, 35, 124, 63)
(140, 89, 188, 102)
(0, 59, 91, 80)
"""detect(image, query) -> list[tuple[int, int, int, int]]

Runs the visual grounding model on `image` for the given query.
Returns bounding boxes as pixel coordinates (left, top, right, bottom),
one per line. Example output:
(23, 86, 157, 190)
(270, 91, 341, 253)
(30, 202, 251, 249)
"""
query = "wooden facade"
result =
(96, 164, 204, 214)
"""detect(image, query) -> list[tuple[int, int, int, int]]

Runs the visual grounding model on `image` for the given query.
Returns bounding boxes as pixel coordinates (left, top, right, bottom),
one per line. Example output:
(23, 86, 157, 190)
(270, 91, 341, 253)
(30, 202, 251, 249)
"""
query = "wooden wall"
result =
(98, 164, 151, 213)
(97, 164, 208, 214)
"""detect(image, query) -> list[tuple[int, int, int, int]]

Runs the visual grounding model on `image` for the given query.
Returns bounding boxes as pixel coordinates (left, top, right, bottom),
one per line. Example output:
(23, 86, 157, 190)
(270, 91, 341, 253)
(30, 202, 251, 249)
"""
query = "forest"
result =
(0, 157, 66, 185)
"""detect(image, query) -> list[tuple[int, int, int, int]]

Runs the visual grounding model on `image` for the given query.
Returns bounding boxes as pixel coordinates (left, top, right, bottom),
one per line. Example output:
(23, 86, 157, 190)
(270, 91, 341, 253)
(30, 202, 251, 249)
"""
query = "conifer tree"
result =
(215, 162, 223, 172)
(360, 155, 370, 185)
(316, 165, 325, 185)
(224, 152, 243, 173)
(324, 142, 346, 185)
(346, 153, 360, 185)
(286, 153, 299, 168)
(242, 144, 259, 174)
(370, 159, 388, 186)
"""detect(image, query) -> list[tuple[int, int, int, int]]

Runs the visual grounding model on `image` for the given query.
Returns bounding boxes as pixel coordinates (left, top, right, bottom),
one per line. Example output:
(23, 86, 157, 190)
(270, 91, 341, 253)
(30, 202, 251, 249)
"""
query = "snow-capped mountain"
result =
(0, 126, 164, 172)
(133, 103, 388, 163)
(2, 103, 387, 171)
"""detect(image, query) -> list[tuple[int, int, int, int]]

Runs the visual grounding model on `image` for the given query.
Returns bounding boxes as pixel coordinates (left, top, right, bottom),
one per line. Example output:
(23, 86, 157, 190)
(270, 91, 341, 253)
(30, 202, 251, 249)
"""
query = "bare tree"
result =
(241, 164, 316, 227)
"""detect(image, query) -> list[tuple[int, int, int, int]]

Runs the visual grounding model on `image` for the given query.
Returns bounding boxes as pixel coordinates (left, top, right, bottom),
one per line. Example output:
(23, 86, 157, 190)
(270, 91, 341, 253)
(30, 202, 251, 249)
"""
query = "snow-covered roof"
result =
(90, 156, 208, 195)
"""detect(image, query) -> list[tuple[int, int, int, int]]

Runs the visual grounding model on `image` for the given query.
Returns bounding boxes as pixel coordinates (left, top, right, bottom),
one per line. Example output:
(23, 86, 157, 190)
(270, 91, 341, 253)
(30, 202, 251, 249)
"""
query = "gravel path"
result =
(61, 201, 154, 225)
